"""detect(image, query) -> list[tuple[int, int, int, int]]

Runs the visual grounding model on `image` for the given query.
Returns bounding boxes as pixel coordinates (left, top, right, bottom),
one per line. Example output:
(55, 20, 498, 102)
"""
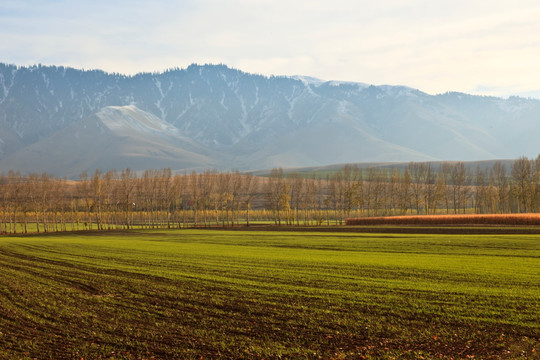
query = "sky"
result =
(2, 0, 540, 98)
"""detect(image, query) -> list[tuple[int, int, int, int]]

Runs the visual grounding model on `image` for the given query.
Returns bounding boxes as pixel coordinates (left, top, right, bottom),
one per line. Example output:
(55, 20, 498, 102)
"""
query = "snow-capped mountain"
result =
(0, 62, 539, 177)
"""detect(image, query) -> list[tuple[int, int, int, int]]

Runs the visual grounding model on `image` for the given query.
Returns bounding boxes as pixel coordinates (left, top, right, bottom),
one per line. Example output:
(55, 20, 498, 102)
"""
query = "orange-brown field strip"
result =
(345, 213, 540, 226)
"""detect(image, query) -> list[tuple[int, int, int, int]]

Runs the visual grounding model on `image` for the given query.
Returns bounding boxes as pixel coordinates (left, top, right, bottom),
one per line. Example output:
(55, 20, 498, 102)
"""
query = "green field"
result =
(0, 229, 538, 359)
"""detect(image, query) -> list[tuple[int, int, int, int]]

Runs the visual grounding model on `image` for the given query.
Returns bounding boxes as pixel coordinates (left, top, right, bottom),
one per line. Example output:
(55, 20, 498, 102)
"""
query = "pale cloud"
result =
(1, 0, 540, 97)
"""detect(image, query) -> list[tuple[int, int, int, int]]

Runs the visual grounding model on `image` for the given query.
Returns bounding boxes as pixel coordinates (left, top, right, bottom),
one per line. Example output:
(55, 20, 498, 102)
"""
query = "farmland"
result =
(345, 213, 540, 226)
(0, 229, 538, 359)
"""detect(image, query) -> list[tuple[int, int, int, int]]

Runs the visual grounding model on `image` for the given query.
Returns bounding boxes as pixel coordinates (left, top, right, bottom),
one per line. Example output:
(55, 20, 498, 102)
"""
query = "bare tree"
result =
(408, 163, 426, 214)
(229, 170, 244, 226)
(265, 168, 289, 225)
(303, 176, 318, 225)
(240, 173, 259, 226)
(534, 154, 540, 212)
(397, 167, 411, 215)
(288, 173, 304, 226)
(450, 162, 470, 214)
(511, 157, 534, 213)
(119, 168, 136, 229)
(490, 162, 509, 213)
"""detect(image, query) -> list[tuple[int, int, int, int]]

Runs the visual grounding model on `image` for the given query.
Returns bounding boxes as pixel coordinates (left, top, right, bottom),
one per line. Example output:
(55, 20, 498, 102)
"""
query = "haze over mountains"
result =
(0, 63, 539, 178)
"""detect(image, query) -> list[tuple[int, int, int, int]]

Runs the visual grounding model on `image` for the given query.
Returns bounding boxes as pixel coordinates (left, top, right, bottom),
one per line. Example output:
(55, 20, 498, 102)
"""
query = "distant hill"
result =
(0, 105, 219, 178)
(249, 159, 519, 178)
(1, 63, 539, 177)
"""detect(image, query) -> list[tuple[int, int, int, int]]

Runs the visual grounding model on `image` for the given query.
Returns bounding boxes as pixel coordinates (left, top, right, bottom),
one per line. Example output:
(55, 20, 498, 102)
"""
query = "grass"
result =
(0, 229, 538, 359)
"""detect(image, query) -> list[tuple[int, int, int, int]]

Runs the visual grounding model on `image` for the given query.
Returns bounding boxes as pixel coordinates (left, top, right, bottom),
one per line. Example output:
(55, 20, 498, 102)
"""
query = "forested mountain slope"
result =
(1, 62, 539, 176)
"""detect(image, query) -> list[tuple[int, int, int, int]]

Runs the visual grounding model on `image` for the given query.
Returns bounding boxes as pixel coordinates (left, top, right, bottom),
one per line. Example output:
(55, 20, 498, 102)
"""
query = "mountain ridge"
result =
(1, 62, 539, 177)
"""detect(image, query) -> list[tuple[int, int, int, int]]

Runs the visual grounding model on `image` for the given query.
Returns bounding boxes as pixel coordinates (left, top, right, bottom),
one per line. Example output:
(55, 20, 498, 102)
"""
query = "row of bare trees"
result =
(1, 156, 540, 233)
(262, 156, 540, 225)
(0, 168, 262, 233)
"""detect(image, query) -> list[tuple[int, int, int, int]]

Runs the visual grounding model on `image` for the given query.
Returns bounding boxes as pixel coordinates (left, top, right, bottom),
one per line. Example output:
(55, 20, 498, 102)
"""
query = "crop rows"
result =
(0, 230, 538, 359)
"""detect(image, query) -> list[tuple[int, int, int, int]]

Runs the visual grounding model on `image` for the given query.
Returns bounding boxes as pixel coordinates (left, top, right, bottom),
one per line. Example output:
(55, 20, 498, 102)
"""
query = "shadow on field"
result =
(4, 224, 540, 237)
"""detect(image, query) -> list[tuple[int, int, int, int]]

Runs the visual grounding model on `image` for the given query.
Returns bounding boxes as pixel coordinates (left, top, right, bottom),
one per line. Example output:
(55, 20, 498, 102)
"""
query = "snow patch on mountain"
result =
(326, 80, 369, 89)
(97, 105, 180, 139)
(220, 91, 228, 110)
(153, 78, 167, 119)
(254, 86, 260, 106)
(337, 100, 348, 114)
(0, 74, 7, 103)
(378, 85, 420, 98)
(41, 73, 53, 95)
(0, 68, 16, 104)
(497, 98, 533, 113)
(290, 75, 325, 86)
(237, 95, 250, 138)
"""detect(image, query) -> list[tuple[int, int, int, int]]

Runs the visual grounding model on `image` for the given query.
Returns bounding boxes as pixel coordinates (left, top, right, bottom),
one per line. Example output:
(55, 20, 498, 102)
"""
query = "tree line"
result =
(1, 156, 540, 234)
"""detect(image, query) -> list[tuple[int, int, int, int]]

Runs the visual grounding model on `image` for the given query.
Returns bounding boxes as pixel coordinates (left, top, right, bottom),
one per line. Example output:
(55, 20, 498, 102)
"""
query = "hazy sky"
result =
(2, 0, 540, 97)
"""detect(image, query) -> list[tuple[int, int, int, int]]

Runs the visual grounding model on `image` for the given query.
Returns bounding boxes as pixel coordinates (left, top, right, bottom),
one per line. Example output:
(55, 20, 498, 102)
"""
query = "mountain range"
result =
(0, 62, 539, 178)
